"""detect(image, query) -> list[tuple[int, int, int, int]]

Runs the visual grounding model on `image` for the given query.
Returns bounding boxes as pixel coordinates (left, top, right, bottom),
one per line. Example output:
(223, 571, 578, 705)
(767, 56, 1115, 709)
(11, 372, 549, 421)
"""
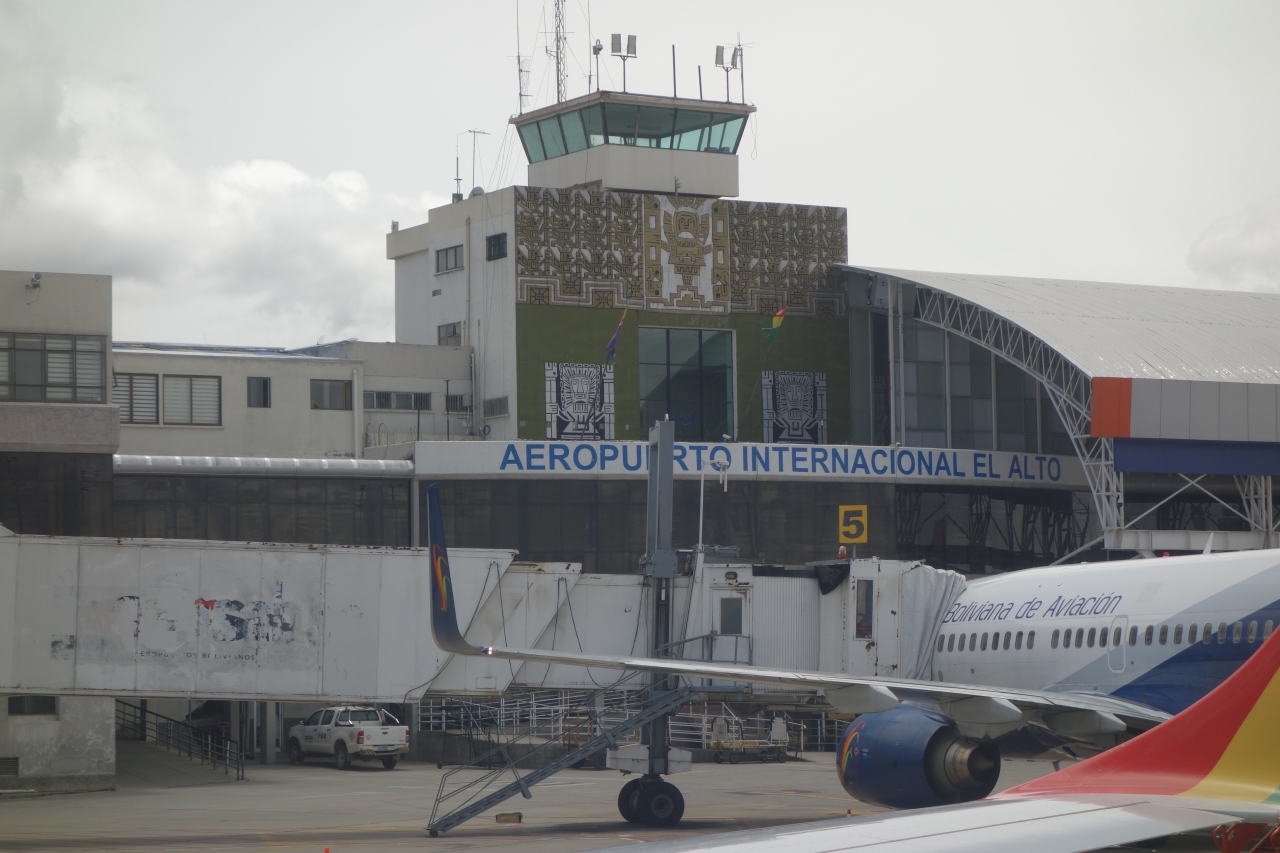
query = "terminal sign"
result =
(838, 505, 868, 544)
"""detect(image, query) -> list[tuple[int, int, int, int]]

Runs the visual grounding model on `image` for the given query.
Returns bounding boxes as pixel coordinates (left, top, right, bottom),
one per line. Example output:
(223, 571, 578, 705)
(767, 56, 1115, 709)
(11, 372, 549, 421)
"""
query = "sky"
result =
(1, 0, 1278, 348)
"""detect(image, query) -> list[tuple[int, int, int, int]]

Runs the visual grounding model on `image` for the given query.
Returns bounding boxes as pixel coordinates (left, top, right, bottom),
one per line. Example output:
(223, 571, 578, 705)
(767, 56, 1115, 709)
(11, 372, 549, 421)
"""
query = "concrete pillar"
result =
(229, 701, 241, 753)
(262, 701, 277, 764)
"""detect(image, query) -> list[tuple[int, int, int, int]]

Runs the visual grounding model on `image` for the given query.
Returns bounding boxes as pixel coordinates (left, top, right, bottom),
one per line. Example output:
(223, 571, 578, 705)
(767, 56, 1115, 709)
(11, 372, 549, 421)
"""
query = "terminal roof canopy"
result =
(855, 267, 1280, 385)
(512, 91, 756, 164)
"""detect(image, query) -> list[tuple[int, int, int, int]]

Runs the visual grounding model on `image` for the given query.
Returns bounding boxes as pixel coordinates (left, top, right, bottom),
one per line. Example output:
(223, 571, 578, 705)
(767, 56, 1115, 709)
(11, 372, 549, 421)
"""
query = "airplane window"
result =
(1100, 628, 1109, 648)
(1265, 620, 1274, 640)
(1087, 628, 1096, 648)
(1076, 628, 1085, 647)
(1248, 621, 1258, 643)
(1232, 622, 1243, 643)
(937, 635, 946, 653)
(1173, 624, 1183, 645)
(981, 633, 989, 651)
(1188, 623, 1198, 644)
(1129, 626, 1138, 646)
(1003, 631, 1011, 650)
(1204, 623, 1213, 644)
(1113, 627, 1122, 647)
(970, 632, 977, 650)
(1144, 625, 1154, 646)
(1027, 630, 1036, 649)
(1051, 629, 1060, 649)
(1158, 625, 1168, 645)
(1015, 631, 1024, 650)
(958, 634, 966, 651)
(1218, 622, 1227, 644)
(948, 633, 956, 652)
(1063, 629, 1072, 649)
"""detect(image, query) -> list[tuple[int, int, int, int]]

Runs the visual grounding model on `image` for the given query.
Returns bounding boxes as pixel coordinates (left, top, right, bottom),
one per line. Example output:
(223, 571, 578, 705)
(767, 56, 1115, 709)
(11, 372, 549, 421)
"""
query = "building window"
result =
(310, 379, 352, 411)
(363, 391, 431, 411)
(247, 377, 271, 408)
(436, 245, 463, 273)
(486, 232, 508, 261)
(719, 596, 743, 635)
(431, 289, 442, 297)
(438, 323, 462, 347)
(445, 393, 471, 413)
(113, 373, 159, 424)
(483, 396, 509, 418)
(8, 695, 57, 715)
(0, 332, 106, 403)
(638, 327, 733, 441)
(163, 375, 221, 425)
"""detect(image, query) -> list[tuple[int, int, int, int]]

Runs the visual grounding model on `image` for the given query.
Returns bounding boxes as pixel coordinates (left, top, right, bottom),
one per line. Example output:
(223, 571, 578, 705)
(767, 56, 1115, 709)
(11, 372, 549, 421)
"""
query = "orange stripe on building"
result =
(1090, 377, 1133, 438)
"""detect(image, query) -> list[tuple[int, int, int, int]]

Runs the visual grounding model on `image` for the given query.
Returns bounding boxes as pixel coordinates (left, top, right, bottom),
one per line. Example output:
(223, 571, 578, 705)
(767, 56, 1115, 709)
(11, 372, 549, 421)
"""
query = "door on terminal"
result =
(711, 589, 751, 666)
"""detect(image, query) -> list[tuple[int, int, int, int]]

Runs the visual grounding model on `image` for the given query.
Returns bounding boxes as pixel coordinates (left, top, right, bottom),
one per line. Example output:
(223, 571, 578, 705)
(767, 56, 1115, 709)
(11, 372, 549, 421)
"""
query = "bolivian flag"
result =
(763, 304, 787, 343)
(604, 308, 628, 364)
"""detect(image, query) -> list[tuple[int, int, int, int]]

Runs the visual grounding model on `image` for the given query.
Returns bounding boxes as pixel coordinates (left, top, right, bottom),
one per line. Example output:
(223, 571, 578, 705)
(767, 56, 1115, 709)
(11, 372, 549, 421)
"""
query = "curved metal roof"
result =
(857, 267, 1280, 384)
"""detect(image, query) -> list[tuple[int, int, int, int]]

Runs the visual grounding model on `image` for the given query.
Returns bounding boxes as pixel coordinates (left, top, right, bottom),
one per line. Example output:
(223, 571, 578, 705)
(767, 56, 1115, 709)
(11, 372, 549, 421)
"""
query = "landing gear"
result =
(618, 778, 644, 823)
(617, 776, 684, 827)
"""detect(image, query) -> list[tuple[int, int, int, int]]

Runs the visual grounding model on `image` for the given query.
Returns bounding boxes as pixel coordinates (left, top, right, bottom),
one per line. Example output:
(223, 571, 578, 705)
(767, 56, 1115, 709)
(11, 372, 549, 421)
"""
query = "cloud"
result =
(1189, 200, 1280, 292)
(0, 3, 442, 347)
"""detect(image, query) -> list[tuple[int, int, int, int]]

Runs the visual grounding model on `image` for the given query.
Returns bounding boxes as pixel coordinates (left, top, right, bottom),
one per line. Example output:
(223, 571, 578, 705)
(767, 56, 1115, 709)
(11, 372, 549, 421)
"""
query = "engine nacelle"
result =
(837, 705, 1001, 809)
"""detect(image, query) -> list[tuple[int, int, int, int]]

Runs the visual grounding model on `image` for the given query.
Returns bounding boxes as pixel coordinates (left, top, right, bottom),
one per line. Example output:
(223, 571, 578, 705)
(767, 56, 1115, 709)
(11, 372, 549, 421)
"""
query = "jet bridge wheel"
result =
(618, 778, 644, 823)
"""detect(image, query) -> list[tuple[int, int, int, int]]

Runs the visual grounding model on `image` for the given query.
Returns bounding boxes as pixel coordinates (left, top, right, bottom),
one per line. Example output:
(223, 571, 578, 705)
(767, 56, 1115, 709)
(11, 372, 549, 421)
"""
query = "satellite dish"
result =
(469, 186, 485, 198)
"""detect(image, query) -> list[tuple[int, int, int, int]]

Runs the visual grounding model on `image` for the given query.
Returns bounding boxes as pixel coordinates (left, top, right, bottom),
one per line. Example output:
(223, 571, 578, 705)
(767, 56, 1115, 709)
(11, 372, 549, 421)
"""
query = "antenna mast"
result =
(554, 0, 567, 103)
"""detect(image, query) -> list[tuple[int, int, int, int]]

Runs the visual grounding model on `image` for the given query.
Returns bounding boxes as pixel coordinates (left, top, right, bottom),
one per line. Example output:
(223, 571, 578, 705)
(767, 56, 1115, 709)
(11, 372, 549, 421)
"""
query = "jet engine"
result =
(836, 705, 1001, 809)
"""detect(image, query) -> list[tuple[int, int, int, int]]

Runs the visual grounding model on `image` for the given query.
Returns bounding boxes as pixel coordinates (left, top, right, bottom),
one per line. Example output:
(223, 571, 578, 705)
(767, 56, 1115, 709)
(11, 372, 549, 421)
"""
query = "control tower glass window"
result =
(639, 327, 734, 441)
(517, 104, 748, 163)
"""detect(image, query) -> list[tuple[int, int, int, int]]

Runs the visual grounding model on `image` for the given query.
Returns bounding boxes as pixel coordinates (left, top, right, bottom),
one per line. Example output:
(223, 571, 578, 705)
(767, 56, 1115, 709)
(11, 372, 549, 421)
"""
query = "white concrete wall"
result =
(390, 189, 519, 442)
(0, 403, 120, 453)
(295, 341, 474, 446)
(0, 695, 115, 784)
(527, 146, 740, 197)
(112, 350, 362, 458)
(1, 270, 112, 338)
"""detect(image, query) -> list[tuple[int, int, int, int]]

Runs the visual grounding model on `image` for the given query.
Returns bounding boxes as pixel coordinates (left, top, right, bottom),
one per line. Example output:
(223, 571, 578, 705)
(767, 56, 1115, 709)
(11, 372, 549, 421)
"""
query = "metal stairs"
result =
(427, 684, 694, 836)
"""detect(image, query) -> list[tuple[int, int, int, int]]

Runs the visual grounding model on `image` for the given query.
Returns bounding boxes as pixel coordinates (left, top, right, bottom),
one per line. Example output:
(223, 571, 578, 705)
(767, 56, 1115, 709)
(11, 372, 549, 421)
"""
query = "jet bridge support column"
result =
(618, 419, 687, 827)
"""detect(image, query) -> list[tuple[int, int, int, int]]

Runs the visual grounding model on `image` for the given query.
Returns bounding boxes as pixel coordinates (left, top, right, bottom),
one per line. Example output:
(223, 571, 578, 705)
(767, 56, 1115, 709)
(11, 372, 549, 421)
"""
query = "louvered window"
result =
(113, 373, 159, 424)
(0, 332, 105, 402)
(162, 375, 221, 425)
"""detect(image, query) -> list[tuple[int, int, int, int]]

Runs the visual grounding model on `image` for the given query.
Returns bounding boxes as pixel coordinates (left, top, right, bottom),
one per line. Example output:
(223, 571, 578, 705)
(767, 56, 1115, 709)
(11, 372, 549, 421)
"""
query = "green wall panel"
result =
(516, 304, 850, 442)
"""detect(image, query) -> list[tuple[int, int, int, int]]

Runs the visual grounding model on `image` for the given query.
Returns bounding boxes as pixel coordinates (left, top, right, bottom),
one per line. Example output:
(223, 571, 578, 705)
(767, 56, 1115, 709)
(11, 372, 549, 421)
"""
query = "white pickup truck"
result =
(287, 706, 409, 770)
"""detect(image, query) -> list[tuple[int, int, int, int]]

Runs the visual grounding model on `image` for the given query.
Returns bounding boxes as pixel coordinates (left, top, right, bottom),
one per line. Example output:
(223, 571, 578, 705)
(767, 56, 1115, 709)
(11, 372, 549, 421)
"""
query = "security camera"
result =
(28, 272, 41, 289)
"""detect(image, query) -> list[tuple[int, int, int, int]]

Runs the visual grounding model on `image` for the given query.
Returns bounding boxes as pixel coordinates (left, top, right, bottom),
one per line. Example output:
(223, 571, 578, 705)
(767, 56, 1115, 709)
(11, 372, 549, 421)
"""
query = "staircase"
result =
(115, 701, 245, 781)
(426, 684, 695, 836)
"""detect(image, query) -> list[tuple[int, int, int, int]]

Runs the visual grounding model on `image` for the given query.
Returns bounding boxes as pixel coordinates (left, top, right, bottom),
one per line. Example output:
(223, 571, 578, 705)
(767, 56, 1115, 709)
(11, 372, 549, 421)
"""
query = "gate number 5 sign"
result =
(838, 505, 868, 544)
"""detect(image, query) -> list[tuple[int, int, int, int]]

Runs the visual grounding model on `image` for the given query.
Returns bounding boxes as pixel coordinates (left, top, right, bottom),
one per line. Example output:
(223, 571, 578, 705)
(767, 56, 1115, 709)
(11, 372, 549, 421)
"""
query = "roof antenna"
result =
(715, 44, 739, 102)
(515, 1, 530, 113)
(612, 34, 636, 93)
(550, 0, 567, 103)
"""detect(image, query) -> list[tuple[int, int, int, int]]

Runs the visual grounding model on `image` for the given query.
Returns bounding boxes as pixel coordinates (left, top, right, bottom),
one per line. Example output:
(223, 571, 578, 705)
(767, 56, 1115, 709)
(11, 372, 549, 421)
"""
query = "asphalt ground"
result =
(0, 754, 1218, 853)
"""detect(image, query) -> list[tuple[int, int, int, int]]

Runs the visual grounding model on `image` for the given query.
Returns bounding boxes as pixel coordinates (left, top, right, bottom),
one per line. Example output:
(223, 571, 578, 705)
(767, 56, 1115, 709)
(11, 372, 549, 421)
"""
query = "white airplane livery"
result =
(425, 484, 1280, 850)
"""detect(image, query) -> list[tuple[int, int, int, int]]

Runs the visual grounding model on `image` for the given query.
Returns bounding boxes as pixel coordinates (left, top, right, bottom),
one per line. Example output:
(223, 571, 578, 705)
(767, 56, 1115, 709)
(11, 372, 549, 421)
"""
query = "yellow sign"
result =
(838, 505, 868, 544)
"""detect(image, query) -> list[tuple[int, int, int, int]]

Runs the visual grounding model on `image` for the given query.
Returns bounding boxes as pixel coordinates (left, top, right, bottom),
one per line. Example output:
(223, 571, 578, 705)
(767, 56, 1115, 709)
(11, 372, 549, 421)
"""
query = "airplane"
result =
(584, 624, 1280, 852)
(425, 483, 1280, 832)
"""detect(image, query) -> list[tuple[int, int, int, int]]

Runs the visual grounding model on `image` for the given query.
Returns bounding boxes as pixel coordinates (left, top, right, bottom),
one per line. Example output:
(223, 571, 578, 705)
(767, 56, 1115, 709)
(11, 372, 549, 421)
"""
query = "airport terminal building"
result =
(5, 88, 1280, 787)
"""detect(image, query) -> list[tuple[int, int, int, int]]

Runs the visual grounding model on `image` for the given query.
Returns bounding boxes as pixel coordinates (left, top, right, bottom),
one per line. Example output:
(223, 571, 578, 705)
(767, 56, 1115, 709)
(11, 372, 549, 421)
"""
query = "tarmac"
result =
(0, 750, 1218, 852)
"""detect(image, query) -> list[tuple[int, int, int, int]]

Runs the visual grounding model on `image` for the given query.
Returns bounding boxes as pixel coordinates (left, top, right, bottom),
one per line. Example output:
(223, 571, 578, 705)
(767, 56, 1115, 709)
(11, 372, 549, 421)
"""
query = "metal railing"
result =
(115, 700, 245, 781)
(427, 682, 694, 836)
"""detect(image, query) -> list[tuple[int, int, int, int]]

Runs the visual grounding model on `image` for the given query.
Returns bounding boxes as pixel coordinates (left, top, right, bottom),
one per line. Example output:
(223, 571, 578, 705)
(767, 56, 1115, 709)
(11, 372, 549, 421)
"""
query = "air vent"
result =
(0, 757, 19, 776)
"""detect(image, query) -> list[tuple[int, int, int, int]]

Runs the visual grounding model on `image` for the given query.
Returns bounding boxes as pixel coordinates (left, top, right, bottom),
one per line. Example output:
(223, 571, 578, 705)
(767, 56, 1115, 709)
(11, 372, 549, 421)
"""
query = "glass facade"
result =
(518, 104, 748, 163)
(639, 327, 733, 441)
(869, 315, 1067, 454)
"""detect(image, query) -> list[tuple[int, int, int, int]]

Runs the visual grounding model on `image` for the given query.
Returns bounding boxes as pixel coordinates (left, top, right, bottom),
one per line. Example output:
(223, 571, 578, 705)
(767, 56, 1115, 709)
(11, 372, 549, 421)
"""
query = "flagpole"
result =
(742, 303, 786, 441)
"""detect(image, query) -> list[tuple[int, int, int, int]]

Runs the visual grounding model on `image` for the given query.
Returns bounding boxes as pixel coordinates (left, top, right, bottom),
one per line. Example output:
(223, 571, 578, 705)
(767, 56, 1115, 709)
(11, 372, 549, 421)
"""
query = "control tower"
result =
(512, 90, 756, 197)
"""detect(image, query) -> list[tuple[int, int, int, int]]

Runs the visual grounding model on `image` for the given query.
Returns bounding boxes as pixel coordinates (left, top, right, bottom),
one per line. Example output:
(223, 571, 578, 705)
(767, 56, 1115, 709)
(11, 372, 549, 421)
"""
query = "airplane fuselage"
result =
(933, 550, 1280, 715)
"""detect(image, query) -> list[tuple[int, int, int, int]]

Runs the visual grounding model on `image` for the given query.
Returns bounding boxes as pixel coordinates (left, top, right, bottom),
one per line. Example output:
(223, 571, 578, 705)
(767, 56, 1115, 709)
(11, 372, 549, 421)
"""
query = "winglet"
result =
(1003, 625, 1280, 803)
(426, 483, 484, 656)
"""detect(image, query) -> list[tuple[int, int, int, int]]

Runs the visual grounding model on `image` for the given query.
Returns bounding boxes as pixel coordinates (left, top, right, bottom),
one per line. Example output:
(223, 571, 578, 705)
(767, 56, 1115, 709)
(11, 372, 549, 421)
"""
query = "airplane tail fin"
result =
(1004, 625, 1280, 804)
(426, 483, 479, 655)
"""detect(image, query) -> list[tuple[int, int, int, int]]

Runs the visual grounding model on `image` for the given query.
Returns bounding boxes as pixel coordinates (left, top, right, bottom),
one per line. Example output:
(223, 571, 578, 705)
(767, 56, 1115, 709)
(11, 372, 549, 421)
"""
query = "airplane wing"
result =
(424, 484, 1166, 728)
(583, 796, 1246, 853)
